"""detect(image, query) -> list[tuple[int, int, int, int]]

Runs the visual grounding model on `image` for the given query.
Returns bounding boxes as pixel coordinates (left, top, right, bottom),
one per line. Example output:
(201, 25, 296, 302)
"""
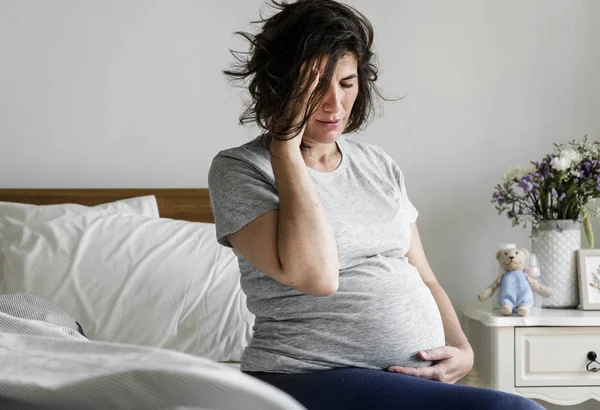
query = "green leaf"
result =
(566, 182, 577, 198)
(582, 206, 595, 249)
(540, 190, 548, 218)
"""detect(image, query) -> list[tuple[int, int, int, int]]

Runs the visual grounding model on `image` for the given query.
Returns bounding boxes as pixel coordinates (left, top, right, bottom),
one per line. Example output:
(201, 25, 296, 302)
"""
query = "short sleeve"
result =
(208, 154, 279, 247)
(391, 161, 419, 224)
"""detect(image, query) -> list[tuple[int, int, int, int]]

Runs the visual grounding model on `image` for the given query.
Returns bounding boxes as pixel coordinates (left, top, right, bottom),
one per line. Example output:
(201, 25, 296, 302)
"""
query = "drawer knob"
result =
(587, 351, 599, 372)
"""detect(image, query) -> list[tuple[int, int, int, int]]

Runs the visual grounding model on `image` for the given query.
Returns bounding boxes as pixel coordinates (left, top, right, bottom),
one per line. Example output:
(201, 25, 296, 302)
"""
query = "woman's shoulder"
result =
(211, 136, 271, 169)
(214, 136, 267, 161)
(209, 136, 273, 182)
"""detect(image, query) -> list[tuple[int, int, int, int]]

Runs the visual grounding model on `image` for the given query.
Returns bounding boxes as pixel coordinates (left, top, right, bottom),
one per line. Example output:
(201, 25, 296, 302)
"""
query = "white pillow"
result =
(98, 195, 160, 218)
(0, 196, 159, 283)
(0, 208, 254, 362)
(0, 195, 160, 219)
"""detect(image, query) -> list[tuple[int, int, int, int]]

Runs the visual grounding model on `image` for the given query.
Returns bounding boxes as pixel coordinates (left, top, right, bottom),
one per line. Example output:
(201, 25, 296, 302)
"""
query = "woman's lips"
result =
(317, 119, 341, 128)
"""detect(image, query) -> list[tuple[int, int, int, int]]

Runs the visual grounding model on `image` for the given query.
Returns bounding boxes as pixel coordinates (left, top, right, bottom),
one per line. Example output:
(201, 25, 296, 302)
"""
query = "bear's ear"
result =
(496, 250, 503, 260)
(518, 248, 529, 259)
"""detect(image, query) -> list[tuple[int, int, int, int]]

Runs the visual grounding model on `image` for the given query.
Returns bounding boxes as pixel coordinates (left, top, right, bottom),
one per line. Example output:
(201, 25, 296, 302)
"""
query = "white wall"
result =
(2, 0, 600, 298)
(353, 0, 600, 302)
(1, 2, 599, 403)
(4, 0, 598, 299)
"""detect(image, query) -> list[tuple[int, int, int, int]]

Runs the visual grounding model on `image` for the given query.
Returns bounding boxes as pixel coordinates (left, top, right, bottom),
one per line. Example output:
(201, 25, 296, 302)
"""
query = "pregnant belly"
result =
(250, 267, 446, 371)
(337, 281, 446, 369)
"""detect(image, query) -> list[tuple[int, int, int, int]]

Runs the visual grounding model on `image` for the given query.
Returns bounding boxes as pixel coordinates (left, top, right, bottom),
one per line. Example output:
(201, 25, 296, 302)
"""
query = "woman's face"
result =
(304, 53, 359, 145)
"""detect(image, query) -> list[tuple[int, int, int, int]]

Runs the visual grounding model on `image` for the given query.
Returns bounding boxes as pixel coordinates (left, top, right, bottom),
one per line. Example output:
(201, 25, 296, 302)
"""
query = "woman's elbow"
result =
(304, 278, 339, 297)
(285, 269, 339, 297)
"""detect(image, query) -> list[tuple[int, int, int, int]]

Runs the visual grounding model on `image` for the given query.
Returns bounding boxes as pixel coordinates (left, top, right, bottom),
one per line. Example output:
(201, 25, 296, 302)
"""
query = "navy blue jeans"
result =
(246, 368, 545, 410)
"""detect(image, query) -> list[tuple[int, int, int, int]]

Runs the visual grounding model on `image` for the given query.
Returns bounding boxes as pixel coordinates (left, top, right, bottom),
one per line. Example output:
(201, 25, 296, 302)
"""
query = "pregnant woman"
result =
(208, 1, 543, 409)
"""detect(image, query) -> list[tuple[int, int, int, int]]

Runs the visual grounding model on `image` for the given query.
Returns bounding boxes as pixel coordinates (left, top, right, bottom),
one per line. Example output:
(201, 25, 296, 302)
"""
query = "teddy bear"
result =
(478, 247, 553, 316)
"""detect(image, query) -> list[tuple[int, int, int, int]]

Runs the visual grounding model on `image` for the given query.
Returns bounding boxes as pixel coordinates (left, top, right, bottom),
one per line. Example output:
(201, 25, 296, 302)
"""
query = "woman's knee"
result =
(488, 393, 545, 410)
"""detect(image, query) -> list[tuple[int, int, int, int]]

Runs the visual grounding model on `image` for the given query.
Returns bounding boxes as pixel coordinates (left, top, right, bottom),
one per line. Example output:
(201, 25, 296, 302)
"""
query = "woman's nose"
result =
(322, 85, 342, 112)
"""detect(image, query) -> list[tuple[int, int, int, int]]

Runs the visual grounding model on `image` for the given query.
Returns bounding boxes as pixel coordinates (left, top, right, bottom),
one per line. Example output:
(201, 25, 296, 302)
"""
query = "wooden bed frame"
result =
(0, 189, 214, 223)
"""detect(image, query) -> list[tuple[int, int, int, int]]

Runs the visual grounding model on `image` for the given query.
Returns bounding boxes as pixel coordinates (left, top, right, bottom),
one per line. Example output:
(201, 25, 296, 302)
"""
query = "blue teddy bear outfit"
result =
(498, 270, 533, 312)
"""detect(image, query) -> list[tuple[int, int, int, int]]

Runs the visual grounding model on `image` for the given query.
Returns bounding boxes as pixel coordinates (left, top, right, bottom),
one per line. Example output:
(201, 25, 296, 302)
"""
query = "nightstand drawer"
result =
(515, 327, 600, 387)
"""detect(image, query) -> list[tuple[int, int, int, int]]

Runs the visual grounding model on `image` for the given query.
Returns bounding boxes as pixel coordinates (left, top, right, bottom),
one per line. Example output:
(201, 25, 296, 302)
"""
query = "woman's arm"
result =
(388, 223, 473, 383)
(227, 65, 339, 297)
(227, 151, 340, 297)
(272, 140, 340, 294)
(406, 223, 471, 352)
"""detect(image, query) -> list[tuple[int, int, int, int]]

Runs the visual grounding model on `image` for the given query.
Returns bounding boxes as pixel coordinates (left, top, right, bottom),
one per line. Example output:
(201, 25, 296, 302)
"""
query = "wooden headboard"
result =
(0, 189, 214, 223)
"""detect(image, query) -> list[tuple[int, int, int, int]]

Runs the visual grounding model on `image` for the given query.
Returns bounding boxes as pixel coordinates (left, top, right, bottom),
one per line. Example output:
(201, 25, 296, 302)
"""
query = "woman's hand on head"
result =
(272, 61, 321, 150)
(387, 345, 474, 384)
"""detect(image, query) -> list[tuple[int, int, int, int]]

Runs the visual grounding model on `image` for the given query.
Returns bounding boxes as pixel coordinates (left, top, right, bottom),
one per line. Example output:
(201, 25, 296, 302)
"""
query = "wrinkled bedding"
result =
(0, 293, 304, 410)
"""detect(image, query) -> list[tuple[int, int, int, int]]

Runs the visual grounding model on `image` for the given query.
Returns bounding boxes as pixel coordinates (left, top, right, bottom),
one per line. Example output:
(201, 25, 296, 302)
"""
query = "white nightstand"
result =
(456, 302, 600, 407)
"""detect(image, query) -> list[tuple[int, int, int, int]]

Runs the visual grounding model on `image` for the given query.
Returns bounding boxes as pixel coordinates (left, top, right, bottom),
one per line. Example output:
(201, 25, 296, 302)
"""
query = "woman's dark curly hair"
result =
(224, 0, 383, 147)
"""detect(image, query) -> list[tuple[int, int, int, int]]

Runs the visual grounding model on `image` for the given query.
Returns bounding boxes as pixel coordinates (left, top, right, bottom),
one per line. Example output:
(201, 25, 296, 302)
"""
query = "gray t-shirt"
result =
(208, 135, 445, 373)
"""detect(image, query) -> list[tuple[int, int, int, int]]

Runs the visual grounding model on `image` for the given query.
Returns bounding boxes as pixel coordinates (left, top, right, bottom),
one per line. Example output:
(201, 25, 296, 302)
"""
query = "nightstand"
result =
(456, 302, 600, 407)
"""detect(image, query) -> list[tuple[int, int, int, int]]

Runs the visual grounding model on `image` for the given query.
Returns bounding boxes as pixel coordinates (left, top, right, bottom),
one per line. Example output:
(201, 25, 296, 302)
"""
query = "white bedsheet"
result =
(220, 362, 242, 371)
(0, 333, 304, 410)
(0, 293, 296, 410)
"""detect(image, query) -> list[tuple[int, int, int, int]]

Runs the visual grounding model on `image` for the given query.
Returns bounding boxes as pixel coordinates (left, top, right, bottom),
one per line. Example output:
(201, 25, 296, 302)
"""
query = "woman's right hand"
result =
(272, 61, 321, 151)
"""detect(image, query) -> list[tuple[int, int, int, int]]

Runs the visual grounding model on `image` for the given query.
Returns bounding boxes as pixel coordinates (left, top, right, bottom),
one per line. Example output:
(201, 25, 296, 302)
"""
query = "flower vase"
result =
(531, 220, 581, 308)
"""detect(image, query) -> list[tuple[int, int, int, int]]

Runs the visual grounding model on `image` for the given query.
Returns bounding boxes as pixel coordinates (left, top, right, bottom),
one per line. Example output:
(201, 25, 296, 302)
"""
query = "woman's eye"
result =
(341, 83, 354, 89)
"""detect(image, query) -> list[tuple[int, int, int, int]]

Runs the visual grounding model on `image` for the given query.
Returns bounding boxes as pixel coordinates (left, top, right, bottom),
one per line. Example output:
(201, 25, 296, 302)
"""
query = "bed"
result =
(0, 188, 215, 222)
(0, 188, 304, 410)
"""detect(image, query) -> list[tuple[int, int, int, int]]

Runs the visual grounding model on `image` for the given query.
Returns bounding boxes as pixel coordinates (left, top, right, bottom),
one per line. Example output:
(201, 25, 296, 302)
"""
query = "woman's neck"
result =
(301, 140, 341, 172)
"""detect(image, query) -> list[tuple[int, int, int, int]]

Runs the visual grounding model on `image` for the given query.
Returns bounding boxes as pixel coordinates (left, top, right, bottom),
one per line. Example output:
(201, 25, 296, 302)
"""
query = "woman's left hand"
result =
(387, 345, 474, 384)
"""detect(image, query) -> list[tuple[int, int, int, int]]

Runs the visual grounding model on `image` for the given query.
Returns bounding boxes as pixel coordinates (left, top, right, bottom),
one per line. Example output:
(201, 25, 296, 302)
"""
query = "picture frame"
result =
(577, 249, 600, 310)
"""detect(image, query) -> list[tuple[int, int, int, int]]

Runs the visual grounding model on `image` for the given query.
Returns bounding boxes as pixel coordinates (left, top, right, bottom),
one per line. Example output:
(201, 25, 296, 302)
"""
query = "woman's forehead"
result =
(316, 53, 358, 73)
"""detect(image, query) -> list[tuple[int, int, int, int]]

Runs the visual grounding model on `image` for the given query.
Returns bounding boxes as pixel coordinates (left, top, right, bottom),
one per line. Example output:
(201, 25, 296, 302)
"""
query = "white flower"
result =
(502, 167, 519, 183)
(560, 149, 581, 163)
(570, 169, 580, 178)
(523, 163, 537, 175)
(502, 168, 515, 183)
(503, 164, 536, 183)
(550, 156, 571, 171)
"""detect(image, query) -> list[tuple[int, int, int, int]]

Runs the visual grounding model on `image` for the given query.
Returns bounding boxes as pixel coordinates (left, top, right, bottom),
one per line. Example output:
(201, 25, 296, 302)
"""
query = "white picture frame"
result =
(577, 249, 600, 310)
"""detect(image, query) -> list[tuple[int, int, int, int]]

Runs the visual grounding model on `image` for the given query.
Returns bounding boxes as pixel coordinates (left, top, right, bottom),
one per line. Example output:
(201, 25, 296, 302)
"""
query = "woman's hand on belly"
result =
(386, 345, 474, 384)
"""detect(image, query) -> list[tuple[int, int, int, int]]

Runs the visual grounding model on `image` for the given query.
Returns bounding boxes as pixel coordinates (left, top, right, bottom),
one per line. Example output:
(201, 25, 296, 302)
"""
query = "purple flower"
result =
(559, 193, 566, 200)
(519, 179, 534, 192)
(535, 191, 541, 198)
(552, 188, 558, 198)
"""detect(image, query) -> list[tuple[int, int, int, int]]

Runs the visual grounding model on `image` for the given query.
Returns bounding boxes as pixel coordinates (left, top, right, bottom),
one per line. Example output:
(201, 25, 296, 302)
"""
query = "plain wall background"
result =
(1, 2, 599, 407)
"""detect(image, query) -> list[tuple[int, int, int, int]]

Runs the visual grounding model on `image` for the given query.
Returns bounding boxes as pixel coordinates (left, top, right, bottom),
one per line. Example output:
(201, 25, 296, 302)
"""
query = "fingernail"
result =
(420, 350, 428, 358)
